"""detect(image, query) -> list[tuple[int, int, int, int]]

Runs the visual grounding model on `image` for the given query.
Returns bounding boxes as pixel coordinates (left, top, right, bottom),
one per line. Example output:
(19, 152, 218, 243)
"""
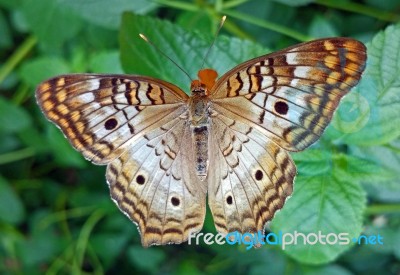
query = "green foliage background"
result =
(0, 0, 399, 274)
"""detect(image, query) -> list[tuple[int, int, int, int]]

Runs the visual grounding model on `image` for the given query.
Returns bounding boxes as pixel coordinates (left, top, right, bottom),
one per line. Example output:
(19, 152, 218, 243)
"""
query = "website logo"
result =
(188, 230, 384, 250)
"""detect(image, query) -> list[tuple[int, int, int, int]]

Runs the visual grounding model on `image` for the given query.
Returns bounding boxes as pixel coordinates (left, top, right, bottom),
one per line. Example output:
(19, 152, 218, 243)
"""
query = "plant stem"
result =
(222, 9, 313, 42)
(223, 0, 250, 9)
(315, 0, 400, 22)
(207, 8, 254, 40)
(365, 204, 400, 215)
(383, 143, 400, 154)
(223, 19, 255, 40)
(0, 36, 37, 85)
(155, 0, 199, 11)
(0, 147, 35, 165)
(39, 206, 98, 229)
(74, 210, 104, 273)
(12, 83, 30, 105)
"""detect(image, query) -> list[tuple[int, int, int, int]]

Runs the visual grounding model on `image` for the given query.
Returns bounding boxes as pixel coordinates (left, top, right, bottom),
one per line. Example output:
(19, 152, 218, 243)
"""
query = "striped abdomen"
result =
(191, 125, 209, 180)
(188, 90, 211, 181)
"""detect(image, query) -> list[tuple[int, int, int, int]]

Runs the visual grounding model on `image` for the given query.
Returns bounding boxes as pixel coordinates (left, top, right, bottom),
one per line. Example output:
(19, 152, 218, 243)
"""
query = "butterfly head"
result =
(190, 69, 218, 96)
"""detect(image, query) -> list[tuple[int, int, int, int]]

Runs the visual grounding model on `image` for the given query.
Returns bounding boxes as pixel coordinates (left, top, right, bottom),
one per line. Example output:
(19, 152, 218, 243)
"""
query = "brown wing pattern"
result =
(208, 111, 296, 234)
(210, 38, 367, 151)
(107, 118, 206, 246)
(36, 74, 189, 164)
(207, 38, 366, 236)
(35, 37, 367, 246)
(36, 74, 208, 247)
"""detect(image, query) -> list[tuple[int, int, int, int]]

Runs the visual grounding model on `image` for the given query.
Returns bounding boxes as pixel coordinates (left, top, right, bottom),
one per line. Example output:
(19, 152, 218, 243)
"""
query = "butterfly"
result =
(36, 37, 366, 247)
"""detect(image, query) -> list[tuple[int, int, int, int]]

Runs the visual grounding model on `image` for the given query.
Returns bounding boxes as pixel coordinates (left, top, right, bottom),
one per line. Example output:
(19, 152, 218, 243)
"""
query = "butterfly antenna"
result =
(200, 15, 227, 69)
(139, 34, 193, 82)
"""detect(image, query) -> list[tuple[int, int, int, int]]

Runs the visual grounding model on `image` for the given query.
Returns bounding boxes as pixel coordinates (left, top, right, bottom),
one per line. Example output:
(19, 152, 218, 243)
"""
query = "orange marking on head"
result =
(198, 69, 218, 95)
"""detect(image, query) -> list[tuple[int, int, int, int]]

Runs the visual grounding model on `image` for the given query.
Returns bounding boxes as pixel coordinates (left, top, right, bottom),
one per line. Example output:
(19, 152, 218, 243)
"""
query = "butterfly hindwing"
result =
(208, 111, 296, 234)
(107, 119, 206, 246)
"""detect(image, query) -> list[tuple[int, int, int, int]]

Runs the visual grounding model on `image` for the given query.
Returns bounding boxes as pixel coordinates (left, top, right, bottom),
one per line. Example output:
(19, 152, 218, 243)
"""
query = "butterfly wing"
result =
(107, 118, 206, 246)
(208, 113, 296, 234)
(210, 38, 367, 151)
(208, 38, 366, 234)
(36, 74, 189, 164)
(36, 74, 206, 246)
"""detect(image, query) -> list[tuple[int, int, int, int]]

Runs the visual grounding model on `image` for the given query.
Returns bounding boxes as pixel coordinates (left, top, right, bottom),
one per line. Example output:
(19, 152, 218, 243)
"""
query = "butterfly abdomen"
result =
(188, 91, 211, 181)
(191, 125, 209, 181)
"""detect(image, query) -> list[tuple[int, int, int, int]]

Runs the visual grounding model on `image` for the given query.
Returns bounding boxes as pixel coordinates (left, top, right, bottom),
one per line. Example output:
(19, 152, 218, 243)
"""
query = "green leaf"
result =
(45, 125, 87, 168)
(22, 0, 83, 49)
(365, 0, 400, 11)
(18, 127, 51, 154)
(334, 153, 394, 183)
(16, 210, 65, 268)
(340, 245, 392, 274)
(10, 9, 30, 33)
(394, 229, 400, 260)
(293, 150, 390, 182)
(0, 176, 25, 224)
(291, 150, 333, 176)
(0, 134, 20, 154)
(0, 0, 21, 9)
(350, 140, 400, 202)
(0, 9, 12, 49)
(271, 0, 314, 6)
(85, 25, 119, 49)
(61, 0, 157, 30)
(90, 233, 130, 268)
(120, 13, 268, 93)
(0, 96, 31, 133)
(89, 50, 123, 73)
(308, 15, 339, 38)
(302, 264, 353, 275)
(327, 23, 400, 145)
(19, 56, 70, 86)
(127, 245, 165, 272)
(362, 223, 398, 255)
(176, 11, 212, 33)
(271, 150, 366, 264)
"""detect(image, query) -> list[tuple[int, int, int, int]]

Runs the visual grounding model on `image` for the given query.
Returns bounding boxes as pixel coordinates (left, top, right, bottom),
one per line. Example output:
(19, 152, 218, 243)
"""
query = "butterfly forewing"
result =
(36, 74, 189, 164)
(210, 38, 367, 151)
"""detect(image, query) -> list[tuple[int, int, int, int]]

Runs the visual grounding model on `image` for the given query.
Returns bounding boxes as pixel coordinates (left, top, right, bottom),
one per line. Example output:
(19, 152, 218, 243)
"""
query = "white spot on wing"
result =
(87, 79, 100, 91)
(260, 77, 275, 91)
(286, 53, 298, 65)
(293, 66, 310, 79)
(291, 78, 299, 87)
(77, 92, 95, 103)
